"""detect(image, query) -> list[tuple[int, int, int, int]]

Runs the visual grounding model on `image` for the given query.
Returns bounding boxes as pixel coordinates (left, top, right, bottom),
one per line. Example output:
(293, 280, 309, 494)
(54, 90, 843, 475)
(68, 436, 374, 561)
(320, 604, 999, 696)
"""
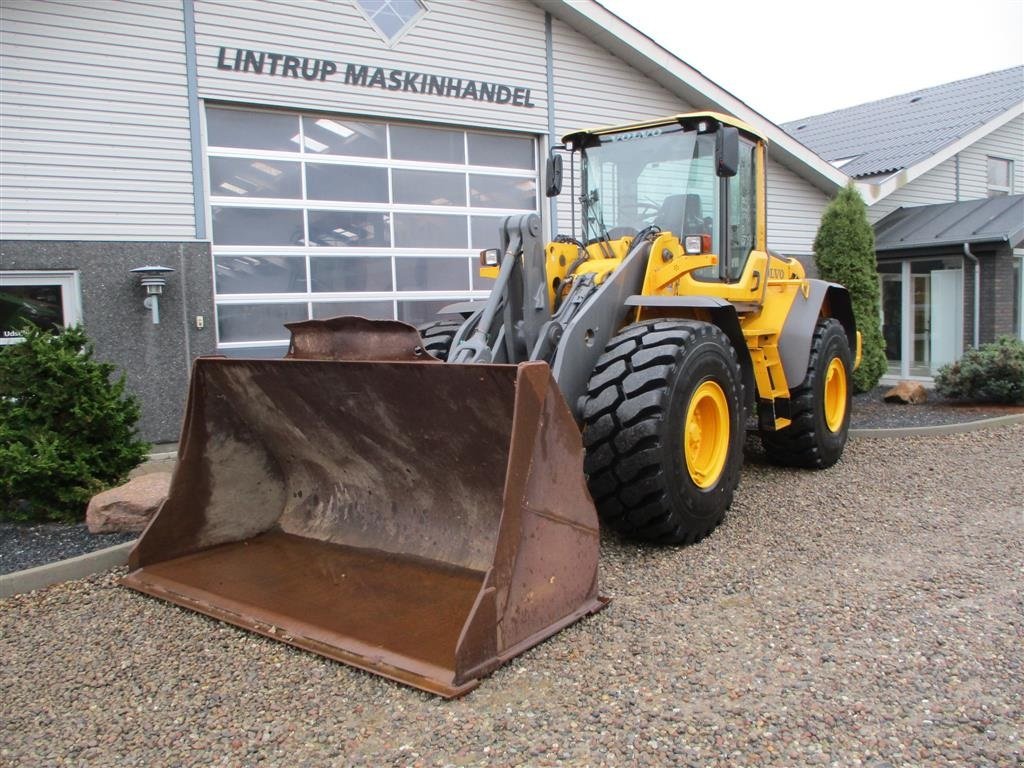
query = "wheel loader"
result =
(124, 112, 860, 698)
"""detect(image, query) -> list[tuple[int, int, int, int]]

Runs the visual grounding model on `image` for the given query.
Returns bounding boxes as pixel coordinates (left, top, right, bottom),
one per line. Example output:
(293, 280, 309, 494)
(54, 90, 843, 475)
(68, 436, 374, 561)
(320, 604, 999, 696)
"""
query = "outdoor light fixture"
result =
(130, 265, 175, 324)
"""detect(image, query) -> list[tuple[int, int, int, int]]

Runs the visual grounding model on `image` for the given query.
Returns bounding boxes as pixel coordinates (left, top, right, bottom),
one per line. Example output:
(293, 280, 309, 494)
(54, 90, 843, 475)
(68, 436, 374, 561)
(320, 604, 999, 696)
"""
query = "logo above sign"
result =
(215, 47, 536, 109)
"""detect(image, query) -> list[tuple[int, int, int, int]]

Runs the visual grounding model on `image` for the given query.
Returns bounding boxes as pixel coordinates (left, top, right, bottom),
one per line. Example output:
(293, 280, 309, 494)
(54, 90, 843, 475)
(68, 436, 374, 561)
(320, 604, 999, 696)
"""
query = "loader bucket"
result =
(123, 317, 607, 698)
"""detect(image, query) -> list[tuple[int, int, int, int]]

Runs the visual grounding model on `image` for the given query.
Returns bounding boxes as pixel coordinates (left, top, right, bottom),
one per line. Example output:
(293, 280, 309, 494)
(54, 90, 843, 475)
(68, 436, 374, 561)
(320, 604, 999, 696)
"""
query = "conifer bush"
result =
(813, 185, 887, 392)
(934, 336, 1024, 404)
(0, 325, 150, 522)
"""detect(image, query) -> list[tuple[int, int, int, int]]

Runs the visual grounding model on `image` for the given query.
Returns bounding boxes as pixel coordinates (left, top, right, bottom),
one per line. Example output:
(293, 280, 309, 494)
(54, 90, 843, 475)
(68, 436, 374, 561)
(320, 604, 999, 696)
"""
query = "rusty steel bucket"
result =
(123, 317, 607, 698)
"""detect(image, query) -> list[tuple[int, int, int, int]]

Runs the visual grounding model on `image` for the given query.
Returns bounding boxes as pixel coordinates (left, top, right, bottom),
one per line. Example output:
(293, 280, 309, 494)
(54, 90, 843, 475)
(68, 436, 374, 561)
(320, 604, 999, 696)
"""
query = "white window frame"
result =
(352, 0, 428, 47)
(0, 270, 83, 345)
(986, 156, 1013, 197)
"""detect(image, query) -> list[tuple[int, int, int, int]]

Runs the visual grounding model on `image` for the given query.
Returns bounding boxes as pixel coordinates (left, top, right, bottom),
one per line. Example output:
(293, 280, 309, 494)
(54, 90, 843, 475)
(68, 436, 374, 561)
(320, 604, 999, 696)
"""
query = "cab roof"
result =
(562, 111, 766, 149)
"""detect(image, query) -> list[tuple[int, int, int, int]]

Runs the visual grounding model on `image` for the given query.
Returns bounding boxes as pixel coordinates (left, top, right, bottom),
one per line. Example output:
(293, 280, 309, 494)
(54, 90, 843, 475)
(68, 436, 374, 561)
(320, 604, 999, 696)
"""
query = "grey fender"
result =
(438, 300, 484, 317)
(779, 280, 856, 389)
(622, 295, 756, 411)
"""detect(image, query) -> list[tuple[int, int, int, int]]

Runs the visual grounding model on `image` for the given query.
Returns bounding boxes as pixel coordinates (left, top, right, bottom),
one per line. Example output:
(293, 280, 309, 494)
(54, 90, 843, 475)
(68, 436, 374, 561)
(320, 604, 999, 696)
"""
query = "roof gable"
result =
(782, 66, 1024, 179)
(538, 0, 849, 194)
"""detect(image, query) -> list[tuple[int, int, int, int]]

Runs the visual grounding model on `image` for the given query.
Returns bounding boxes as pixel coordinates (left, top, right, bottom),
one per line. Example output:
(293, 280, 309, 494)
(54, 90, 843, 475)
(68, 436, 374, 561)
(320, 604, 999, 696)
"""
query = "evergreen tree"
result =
(813, 185, 887, 392)
(0, 324, 150, 522)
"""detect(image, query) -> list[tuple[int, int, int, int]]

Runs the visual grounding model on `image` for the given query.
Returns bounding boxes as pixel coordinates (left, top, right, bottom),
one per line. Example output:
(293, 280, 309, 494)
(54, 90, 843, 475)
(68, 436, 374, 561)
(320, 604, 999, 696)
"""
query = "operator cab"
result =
(554, 113, 765, 285)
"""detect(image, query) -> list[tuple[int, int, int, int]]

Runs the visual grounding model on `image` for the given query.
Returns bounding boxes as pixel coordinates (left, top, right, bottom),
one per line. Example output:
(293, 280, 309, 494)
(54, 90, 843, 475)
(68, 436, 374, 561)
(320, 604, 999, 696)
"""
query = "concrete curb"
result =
(0, 540, 136, 599)
(850, 412, 1024, 438)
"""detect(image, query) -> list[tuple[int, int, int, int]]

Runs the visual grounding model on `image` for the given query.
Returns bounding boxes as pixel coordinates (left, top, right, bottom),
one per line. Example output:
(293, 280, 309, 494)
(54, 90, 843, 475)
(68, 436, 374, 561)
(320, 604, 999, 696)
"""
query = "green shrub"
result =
(0, 324, 150, 522)
(934, 336, 1024, 404)
(813, 185, 887, 393)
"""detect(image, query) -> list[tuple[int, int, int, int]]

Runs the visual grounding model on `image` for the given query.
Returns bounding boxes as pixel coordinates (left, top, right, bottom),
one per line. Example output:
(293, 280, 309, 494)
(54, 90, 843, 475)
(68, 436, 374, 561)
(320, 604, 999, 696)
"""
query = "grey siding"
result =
(765, 158, 830, 258)
(867, 115, 1024, 223)
(957, 114, 1024, 199)
(193, 0, 549, 133)
(0, 0, 196, 239)
(866, 157, 959, 223)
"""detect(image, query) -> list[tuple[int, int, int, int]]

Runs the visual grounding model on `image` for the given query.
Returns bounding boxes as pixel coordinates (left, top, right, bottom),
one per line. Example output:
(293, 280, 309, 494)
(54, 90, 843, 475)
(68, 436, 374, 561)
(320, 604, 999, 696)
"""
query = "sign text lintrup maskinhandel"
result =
(216, 47, 537, 108)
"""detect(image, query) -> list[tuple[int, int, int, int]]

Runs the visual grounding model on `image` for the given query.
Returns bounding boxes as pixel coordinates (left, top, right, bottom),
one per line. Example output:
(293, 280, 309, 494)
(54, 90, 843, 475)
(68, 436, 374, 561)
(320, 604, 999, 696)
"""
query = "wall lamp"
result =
(130, 265, 175, 324)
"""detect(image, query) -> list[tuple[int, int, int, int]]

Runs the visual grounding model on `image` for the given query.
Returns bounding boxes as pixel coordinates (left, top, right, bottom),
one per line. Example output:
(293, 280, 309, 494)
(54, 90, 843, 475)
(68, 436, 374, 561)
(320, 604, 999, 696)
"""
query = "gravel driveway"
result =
(2, 425, 1022, 767)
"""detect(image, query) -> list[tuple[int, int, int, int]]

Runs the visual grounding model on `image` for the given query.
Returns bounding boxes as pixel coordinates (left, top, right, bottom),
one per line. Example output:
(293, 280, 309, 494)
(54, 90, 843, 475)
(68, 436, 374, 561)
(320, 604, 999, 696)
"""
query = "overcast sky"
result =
(596, 0, 1024, 123)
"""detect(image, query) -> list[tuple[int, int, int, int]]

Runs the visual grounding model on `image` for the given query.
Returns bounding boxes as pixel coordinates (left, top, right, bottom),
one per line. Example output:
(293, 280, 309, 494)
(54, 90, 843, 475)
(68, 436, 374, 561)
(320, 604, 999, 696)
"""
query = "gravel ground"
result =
(851, 386, 1024, 429)
(3, 401, 1019, 577)
(2, 424, 1021, 767)
(0, 524, 135, 575)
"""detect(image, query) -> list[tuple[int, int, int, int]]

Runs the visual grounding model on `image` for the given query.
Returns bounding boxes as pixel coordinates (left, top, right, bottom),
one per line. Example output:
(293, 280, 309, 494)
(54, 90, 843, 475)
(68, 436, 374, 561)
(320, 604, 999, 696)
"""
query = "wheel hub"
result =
(684, 380, 729, 489)
(823, 357, 847, 433)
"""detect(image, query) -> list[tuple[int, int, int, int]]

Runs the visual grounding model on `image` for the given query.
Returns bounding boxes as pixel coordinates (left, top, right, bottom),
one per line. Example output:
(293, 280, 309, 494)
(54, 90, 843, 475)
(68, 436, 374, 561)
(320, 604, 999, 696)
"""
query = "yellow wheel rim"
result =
(823, 357, 847, 433)
(684, 380, 730, 489)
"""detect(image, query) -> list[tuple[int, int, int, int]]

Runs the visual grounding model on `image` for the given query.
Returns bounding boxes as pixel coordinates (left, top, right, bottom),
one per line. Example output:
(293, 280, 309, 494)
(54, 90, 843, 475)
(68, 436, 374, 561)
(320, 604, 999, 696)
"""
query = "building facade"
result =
(784, 67, 1024, 382)
(1, 0, 846, 441)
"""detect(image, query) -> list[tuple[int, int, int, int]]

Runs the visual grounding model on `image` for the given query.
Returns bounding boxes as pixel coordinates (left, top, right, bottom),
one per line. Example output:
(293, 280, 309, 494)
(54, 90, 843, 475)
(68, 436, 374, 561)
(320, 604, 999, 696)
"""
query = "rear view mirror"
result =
(715, 127, 739, 178)
(545, 153, 563, 197)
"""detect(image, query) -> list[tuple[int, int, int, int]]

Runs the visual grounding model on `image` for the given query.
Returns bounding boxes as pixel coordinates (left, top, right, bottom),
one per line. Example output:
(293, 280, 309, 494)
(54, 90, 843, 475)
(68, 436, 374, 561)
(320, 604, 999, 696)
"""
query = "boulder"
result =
(86, 472, 172, 534)
(883, 381, 928, 405)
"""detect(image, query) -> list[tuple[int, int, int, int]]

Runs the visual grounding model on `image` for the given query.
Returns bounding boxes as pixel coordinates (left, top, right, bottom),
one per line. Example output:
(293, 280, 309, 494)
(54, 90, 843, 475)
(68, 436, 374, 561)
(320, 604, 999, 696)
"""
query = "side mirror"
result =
(545, 153, 563, 197)
(715, 126, 739, 178)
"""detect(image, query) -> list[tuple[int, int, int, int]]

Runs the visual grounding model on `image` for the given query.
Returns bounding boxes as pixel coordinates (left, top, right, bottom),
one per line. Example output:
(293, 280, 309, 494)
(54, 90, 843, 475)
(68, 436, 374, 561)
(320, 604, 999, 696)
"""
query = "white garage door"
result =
(205, 105, 538, 355)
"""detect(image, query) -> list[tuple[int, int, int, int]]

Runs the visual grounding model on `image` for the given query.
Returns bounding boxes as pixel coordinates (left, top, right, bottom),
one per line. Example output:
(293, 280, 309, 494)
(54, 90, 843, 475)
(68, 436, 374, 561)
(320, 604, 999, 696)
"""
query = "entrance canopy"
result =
(874, 194, 1024, 255)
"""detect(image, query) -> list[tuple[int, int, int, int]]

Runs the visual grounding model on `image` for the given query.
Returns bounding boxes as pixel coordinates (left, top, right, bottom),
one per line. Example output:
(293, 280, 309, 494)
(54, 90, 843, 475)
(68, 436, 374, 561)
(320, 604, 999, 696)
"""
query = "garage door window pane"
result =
(468, 132, 534, 169)
(218, 303, 308, 343)
(470, 174, 536, 209)
(312, 300, 393, 320)
(308, 211, 391, 247)
(212, 207, 304, 245)
(393, 169, 466, 206)
(394, 214, 467, 248)
(390, 124, 465, 163)
(210, 158, 302, 199)
(302, 116, 386, 157)
(307, 164, 389, 202)
(470, 215, 506, 249)
(215, 256, 307, 294)
(207, 107, 299, 152)
(396, 257, 469, 290)
(397, 299, 453, 326)
(310, 256, 393, 292)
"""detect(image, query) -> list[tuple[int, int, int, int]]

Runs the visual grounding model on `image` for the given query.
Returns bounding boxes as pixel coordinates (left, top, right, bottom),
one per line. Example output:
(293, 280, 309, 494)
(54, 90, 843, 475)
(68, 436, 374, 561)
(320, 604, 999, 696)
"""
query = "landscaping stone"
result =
(85, 472, 171, 534)
(884, 380, 928, 404)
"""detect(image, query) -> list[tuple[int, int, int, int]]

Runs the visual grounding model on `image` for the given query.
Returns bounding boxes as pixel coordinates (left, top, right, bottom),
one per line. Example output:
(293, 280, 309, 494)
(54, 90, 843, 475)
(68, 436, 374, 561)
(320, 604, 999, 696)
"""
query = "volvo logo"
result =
(609, 128, 663, 142)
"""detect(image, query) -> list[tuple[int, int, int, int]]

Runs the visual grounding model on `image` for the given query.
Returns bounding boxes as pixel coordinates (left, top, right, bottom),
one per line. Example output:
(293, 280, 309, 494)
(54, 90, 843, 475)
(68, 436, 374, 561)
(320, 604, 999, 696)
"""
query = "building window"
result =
(354, 0, 427, 45)
(0, 271, 83, 344)
(986, 157, 1012, 197)
(205, 106, 538, 354)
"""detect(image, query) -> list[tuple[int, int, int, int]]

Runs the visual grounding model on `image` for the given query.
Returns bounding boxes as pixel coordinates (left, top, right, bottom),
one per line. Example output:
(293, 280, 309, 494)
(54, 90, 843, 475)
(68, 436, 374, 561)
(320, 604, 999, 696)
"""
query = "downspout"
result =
(963, 243, 980, 348)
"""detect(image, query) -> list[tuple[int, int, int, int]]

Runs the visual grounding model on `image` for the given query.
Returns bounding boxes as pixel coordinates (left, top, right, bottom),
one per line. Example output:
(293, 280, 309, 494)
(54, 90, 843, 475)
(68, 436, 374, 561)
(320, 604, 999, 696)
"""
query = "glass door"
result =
(879, 258, 963, 378)
(878, 262, 902, 376)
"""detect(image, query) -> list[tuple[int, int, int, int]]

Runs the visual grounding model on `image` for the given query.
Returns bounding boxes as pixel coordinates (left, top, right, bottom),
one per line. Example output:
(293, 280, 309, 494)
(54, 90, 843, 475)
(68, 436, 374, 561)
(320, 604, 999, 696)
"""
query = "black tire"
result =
(760, 318, 852, 469)
(582, 319, 745, 545)
(417, 319, 464, 361)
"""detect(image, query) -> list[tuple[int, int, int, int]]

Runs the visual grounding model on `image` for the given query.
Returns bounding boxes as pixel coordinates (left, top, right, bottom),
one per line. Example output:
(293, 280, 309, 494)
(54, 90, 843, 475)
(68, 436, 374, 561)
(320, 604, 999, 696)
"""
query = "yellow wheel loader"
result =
(124, 112, 860, 697)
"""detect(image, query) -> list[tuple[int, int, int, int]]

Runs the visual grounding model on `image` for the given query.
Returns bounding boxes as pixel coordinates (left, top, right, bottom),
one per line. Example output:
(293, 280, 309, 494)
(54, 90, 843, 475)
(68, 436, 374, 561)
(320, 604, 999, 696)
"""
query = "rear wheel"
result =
(418, 319, 464, 361)
(582, 319, 745, 545)
(760, 318, 852, 468)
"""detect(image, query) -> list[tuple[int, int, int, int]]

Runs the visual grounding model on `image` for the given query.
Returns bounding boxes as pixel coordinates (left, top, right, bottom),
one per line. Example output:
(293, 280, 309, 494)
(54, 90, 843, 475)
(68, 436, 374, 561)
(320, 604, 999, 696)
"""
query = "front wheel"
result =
(760, 318, 853, 468)
(417, 319, 464, 362)
(581, 319, 745, 545)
